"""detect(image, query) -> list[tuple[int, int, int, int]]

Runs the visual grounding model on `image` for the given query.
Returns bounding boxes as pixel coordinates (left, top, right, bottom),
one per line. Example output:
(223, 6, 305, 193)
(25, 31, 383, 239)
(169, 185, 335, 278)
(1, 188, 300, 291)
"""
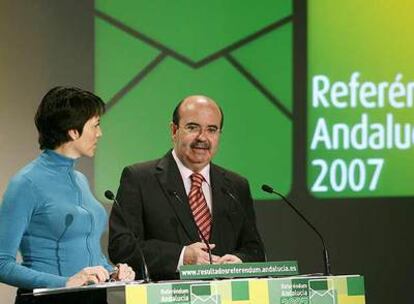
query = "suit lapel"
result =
(209, 164, 231, 244)
(155, 152, 199, 242)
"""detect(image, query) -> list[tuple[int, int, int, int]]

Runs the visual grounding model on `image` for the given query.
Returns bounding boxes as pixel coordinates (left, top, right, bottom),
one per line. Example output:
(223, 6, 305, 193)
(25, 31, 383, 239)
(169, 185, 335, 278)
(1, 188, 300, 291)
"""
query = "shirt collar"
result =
(40, 149, 77, 171)
(172, 149, 210, 185)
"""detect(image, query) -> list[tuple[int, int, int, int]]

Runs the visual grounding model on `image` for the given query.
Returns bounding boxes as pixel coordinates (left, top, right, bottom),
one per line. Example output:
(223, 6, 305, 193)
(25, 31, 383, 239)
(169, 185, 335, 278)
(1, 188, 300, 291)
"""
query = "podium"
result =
(34, 275, 365, 304)
(125, 275, 365, 304)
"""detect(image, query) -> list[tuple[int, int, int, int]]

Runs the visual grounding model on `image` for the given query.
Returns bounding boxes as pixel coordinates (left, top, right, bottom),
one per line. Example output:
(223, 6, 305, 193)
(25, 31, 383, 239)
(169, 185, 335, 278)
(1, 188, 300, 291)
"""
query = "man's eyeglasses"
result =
(181, 124, 221, 136)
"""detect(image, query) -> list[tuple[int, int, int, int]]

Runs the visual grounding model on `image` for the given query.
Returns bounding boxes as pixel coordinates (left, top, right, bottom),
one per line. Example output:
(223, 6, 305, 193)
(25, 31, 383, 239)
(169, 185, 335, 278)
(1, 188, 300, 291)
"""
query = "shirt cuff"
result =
(176, 246, 186, 271)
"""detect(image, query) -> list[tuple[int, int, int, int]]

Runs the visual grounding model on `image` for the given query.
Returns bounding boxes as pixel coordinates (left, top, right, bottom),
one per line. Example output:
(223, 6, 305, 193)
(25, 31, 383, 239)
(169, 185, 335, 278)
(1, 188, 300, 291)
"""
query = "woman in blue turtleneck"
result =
(0, 87, 135, 304)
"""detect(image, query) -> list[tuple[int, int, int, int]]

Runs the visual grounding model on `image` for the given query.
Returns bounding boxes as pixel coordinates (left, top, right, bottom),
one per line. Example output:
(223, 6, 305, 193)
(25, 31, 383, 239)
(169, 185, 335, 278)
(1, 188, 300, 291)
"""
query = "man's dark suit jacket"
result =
(108, 151, 265, 281)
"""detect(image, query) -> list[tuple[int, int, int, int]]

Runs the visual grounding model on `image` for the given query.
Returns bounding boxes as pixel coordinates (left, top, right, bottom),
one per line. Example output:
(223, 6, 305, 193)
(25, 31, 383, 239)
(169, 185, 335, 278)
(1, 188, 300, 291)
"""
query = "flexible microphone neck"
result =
(105, 190, 151, 282)
(261, 185, 331, 276)
(169, 190, 213, 264)
(221, 187, 267, 262)
(56, 214, 73, 276)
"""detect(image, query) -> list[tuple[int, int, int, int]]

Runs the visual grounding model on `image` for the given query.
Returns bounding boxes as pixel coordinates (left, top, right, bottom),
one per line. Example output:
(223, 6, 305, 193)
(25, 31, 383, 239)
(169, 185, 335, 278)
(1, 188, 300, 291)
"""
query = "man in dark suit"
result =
(108, 95, 265, 281)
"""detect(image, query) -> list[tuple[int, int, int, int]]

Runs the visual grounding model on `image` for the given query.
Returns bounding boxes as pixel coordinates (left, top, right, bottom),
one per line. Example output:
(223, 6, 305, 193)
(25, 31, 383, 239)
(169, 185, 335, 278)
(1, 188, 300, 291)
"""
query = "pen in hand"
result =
(107, 266, 119, 282)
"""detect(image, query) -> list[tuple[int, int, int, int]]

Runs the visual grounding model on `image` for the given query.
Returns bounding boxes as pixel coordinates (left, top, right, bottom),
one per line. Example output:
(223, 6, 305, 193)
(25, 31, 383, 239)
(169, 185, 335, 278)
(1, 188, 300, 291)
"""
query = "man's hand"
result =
(217, 254, 242, 264)
(110, 263, 135, 281)
(183, 242, 219, 264)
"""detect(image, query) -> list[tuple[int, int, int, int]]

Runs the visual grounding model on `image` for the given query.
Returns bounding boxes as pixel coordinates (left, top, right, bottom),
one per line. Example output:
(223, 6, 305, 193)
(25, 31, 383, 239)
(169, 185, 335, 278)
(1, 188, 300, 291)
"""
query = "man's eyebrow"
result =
(184, 122, 218, 128)
(185, 122, 200, 126)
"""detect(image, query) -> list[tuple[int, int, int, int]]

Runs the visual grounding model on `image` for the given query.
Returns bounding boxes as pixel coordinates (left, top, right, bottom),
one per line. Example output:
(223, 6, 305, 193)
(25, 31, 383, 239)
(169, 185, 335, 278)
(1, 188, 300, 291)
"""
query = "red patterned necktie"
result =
(188, 173, 212, 241)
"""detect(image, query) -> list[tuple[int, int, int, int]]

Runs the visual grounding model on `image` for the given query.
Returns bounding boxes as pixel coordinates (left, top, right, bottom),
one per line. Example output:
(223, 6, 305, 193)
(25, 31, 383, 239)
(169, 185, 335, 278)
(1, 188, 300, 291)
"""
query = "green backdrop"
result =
(94, 1, 294, 200)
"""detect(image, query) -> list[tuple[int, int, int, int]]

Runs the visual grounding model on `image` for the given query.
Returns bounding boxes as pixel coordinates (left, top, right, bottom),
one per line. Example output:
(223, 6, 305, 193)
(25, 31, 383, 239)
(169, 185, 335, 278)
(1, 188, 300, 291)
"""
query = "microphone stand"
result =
(56, 214, 73, 276)
(261, 185, 332, 276)
(221, 187, 267, 262)
(169, 190, 213, 264)
(104, 190, 151, 282)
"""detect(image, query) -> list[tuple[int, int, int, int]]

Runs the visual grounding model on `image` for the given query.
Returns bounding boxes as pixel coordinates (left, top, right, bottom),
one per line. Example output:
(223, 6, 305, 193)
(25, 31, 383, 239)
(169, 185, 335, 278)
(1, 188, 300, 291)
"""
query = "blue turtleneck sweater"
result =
(0, 150, 112, 289)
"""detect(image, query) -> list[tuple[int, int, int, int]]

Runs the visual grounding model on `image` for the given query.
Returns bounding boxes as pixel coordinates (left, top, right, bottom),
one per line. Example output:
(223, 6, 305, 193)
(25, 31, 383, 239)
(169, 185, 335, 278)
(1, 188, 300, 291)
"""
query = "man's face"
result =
(171, 97, 222, 172)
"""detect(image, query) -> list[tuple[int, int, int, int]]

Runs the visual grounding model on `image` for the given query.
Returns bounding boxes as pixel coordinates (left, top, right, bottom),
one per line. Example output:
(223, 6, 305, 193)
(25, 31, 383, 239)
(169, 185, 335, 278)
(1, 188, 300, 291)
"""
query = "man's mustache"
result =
(190, 141, 210, 149)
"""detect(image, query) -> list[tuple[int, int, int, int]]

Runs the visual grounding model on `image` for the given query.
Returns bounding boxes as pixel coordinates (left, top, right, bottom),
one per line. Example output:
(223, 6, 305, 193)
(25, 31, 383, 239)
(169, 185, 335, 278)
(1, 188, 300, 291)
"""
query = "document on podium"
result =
(33, 280, 145, 296)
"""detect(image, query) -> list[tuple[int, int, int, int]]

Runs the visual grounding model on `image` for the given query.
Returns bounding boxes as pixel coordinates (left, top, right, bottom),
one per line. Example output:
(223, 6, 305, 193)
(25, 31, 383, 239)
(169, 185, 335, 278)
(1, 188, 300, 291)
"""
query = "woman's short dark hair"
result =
(35, 86, 105, 150)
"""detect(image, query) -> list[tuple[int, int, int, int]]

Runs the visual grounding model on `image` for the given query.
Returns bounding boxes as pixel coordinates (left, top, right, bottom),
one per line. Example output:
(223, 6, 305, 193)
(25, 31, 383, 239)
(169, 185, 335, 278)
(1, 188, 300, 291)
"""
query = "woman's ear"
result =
(68, 129, 80, 141)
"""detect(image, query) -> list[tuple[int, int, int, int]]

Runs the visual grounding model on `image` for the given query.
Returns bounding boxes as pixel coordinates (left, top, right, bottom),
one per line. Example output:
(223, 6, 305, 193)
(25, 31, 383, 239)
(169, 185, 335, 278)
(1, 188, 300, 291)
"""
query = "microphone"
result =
(222, 188, 267, 262)
(169, 190, 213, 264)
(56, 214, 73, 276)
(104, 190, 151, 282)
(261, 184, 332, 276)
(104, 190, 116, 201)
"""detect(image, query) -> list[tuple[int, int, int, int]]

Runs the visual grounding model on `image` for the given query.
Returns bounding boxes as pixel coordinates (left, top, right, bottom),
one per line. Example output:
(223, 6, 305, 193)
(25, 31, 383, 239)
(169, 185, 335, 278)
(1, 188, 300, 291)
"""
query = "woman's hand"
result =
(110, 263, 135, 281)
(66, 266, 109, 287)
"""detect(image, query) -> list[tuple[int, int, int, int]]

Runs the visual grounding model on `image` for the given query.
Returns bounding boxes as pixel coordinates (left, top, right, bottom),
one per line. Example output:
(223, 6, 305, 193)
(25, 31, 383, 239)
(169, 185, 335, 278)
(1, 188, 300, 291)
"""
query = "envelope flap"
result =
(96, 0, 292, 62)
